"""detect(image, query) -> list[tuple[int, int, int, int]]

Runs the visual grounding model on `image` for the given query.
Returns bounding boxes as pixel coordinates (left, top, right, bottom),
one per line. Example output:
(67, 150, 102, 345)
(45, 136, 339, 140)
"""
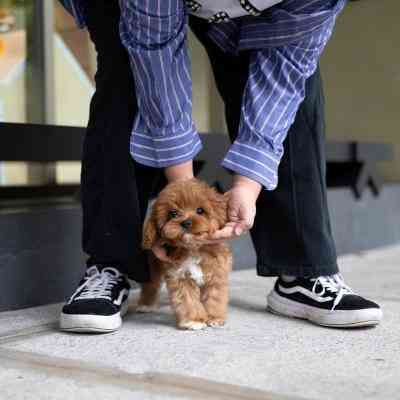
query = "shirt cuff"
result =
(130, 127, 202, 168)
(221, 140, 280, 190)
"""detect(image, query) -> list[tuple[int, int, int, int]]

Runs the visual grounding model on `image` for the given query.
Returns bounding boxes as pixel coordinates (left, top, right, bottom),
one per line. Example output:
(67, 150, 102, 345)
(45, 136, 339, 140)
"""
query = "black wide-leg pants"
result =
(81, 1, 338, 282)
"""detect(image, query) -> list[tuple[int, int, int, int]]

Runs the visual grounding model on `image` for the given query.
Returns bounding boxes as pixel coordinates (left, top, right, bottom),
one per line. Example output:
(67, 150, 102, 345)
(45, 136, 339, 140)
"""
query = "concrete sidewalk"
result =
(1, 245, 399, 400)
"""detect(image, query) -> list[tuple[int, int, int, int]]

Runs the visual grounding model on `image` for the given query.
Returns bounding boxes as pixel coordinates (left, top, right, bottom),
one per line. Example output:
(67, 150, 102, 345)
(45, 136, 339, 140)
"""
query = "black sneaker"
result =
(267, 275, 382, 328)
(60, 266, 131, 333)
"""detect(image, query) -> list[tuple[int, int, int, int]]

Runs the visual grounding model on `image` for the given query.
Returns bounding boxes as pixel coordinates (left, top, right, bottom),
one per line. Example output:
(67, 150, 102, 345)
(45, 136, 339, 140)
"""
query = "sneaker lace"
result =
(311, 274, 353, 311)
(68, 266, 121, 304)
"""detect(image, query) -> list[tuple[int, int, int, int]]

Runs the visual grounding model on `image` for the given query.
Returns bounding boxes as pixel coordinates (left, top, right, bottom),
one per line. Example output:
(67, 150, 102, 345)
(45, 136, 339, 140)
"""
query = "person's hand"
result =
(212, 175, 262, 240)
(193, 175, 262, 245)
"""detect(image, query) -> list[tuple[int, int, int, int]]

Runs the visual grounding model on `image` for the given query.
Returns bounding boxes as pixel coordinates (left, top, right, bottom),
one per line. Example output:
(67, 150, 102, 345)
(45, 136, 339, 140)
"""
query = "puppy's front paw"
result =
(135, 303, 160, 313)
(207, 318, 225, 328)
(178, 320, 207, 331)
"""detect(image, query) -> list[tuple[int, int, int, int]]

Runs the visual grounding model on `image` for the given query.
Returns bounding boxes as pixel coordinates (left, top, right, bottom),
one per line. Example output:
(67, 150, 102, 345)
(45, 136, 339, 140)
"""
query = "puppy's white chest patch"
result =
(175, 256, 204, 287)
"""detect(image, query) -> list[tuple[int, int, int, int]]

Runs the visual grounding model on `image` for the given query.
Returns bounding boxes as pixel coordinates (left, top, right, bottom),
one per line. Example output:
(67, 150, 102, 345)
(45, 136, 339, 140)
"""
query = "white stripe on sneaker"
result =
(278, 284, 333, 303)
(113, 289, 130, 306)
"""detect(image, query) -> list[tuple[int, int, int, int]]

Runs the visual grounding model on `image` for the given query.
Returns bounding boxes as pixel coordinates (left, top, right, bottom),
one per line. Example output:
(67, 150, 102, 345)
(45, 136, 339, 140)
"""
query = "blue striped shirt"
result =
(60, 0, 346, 190)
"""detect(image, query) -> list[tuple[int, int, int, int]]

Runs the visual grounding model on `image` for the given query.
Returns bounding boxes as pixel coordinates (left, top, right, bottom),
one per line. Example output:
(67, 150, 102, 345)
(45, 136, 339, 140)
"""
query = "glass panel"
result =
(53, 0, 94, 127)
(0, 0, 29, 123)
(54, 1, 94, 184)
(0, 0, 31, 185)
(0, 1, 94, 187)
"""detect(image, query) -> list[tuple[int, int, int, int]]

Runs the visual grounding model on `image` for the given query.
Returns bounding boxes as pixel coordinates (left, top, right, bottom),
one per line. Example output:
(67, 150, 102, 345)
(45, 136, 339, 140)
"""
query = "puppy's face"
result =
(143, 179, 228, 250)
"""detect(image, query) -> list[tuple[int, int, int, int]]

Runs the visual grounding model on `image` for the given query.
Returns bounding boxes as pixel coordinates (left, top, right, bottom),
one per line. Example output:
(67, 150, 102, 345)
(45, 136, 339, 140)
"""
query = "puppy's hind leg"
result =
(136, 261, 163, 313)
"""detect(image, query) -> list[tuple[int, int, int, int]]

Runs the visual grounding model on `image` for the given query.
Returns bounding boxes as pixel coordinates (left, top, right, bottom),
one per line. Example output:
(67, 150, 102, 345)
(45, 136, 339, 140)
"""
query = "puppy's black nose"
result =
(181, 219, 192, 230)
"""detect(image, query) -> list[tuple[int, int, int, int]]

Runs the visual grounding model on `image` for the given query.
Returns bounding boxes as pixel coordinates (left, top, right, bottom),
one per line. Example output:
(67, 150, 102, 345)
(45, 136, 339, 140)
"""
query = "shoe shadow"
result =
(228, 297, 267, 314)
(125, 313, 177, 329)
(228, 297, 314, 328)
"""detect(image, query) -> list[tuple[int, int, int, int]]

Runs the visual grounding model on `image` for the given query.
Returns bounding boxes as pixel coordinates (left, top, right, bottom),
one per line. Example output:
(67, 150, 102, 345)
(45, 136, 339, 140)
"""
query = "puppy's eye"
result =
(196, 208, 205, 215)
(168, 209, 179, 219)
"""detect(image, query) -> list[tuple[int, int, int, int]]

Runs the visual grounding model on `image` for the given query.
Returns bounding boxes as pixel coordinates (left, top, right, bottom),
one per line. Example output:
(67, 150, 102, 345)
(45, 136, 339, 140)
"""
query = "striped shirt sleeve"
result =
(119, 0, 202, 168)
(222, 18, 336, 190)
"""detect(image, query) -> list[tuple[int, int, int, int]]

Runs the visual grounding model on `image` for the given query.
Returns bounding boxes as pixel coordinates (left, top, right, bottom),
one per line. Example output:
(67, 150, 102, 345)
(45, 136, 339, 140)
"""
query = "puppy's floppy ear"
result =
(142, 216, 158, 250)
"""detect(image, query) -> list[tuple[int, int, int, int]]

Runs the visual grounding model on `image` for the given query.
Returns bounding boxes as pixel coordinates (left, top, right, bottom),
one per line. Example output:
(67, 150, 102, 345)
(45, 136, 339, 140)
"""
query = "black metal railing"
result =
(0, 122, 393, 202)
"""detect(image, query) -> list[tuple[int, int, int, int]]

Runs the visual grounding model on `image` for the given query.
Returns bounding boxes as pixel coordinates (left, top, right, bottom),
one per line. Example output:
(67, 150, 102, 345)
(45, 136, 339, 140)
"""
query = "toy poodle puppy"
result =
(137, 178, 233, 330)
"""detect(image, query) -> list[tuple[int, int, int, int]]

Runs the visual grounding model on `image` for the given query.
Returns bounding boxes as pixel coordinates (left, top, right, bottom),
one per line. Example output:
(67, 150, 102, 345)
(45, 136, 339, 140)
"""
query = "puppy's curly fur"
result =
(138, 178, 233, 330)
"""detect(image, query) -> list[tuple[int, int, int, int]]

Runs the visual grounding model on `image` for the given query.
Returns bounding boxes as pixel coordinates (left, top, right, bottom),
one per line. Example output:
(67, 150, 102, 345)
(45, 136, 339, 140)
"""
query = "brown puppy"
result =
(138, 178, 233, 330)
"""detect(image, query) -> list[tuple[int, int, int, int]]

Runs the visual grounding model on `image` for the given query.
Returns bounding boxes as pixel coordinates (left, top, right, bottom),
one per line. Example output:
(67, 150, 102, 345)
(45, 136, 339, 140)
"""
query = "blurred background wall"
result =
(0, 0, 398, 185)
(321, 0, 400, 183)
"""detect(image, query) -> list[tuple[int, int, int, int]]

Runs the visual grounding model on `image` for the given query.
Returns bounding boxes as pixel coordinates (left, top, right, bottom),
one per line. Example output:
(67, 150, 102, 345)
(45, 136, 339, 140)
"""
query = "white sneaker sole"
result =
(59, 301, 129, 333)
(267, 290, 382, 328)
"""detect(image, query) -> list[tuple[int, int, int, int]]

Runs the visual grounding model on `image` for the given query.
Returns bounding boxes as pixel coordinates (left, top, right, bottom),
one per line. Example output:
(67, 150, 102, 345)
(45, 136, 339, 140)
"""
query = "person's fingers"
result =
(234, 221, 248, 236)
(210, 225, 236, 240)
(234, 205, 256, 235)
(208, 221, 247, 241)
(227, 195, 241, 223)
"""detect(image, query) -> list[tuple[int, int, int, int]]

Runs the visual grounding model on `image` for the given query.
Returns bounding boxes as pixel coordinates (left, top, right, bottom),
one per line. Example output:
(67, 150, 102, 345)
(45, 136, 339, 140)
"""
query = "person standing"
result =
(58, 0, 381, 332)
